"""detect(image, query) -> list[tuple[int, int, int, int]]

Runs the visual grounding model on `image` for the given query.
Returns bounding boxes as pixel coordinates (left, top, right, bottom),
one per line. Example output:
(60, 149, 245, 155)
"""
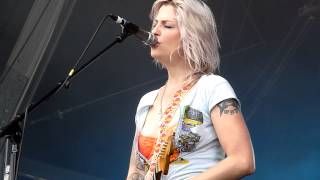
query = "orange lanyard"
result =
(147, 80, 196, 178)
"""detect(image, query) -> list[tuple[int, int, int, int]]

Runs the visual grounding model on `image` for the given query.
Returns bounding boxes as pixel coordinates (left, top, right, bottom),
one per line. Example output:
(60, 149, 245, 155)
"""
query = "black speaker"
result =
(0, 0, 77, 179)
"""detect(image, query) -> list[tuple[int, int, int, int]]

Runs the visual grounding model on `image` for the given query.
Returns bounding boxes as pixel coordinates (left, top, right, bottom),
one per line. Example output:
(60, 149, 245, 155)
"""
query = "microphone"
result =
(108, 14, 158, 46)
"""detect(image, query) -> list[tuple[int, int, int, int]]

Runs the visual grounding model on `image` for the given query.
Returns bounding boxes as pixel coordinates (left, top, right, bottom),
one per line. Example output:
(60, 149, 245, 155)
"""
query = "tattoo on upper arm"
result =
(217, 98, 240, 116)
(127, 172, 145, 180)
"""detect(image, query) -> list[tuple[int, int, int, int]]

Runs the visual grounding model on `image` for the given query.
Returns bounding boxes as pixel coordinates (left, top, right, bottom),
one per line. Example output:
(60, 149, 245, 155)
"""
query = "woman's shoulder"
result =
(197, 74, 237, 98)
(136, 89, 159, 109)
(198, 74, 239, 110)
(140, 89, 159, 102)
(199, 74, 230, 87)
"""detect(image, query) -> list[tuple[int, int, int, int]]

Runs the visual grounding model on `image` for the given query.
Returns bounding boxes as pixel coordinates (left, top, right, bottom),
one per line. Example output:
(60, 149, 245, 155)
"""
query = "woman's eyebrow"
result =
(154, 19, 177, 23)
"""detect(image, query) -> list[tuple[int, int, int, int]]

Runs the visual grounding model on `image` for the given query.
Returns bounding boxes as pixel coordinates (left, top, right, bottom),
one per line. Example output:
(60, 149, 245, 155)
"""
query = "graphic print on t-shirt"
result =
(176, 106, 203, 152)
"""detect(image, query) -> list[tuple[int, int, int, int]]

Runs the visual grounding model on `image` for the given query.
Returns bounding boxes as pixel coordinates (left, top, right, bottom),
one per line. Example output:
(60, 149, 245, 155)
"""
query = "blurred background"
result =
(0, 0, 319, 179)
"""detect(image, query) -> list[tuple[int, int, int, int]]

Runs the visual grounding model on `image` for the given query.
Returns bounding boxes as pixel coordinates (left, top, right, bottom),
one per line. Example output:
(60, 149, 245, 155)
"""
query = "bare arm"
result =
(126, 130, 146, 180)
(192, 98, 255, 180)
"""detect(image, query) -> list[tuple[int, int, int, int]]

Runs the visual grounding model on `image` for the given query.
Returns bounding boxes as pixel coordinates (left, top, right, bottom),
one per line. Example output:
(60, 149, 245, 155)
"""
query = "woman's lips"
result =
(151, 42, 160, 48)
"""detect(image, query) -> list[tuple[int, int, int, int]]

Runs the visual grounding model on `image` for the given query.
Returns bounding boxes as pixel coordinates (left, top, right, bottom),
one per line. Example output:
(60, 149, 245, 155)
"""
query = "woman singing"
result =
(127, 0, 255, 179)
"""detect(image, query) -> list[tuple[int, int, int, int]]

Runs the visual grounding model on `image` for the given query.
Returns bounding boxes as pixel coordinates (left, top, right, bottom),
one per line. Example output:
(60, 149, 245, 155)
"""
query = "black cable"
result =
(47, 14, 113, 99)
(0, 13, 132, 129)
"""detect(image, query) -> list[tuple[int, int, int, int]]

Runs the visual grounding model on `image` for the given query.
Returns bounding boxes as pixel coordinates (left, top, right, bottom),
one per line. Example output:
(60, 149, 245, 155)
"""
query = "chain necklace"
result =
(157, 73, 200, 122)
(157, 82, 167, 122)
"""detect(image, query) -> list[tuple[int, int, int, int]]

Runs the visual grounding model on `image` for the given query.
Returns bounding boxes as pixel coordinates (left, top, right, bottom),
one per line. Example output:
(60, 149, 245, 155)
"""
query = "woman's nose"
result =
(151, 24, 160, 35)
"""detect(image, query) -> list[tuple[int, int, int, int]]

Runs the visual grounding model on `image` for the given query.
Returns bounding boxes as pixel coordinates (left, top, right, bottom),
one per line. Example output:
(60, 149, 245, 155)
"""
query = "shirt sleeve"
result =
(206, 76, 240, 113)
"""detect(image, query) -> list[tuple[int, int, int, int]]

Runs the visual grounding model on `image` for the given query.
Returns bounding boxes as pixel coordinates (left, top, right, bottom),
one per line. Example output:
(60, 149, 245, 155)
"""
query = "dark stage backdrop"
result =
(1, 0, 319, 180)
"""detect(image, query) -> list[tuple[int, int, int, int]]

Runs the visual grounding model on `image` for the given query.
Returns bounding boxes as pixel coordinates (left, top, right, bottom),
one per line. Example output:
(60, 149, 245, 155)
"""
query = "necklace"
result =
(157, 83, 167, 121)
(156, 73, 200, 122)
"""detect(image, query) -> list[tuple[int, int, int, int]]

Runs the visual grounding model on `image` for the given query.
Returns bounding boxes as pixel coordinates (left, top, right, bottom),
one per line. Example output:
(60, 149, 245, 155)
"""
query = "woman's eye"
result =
(151, 22, 157, 28)
(164, 25, 173, 28)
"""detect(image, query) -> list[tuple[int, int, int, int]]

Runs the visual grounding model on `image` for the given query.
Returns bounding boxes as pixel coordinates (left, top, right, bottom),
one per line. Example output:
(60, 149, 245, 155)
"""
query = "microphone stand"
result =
(0, 14, 134, 180)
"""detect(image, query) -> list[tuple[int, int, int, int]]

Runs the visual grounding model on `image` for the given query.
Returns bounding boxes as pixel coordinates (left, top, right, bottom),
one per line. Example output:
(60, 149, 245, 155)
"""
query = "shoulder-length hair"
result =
(150, 0, 221, 74)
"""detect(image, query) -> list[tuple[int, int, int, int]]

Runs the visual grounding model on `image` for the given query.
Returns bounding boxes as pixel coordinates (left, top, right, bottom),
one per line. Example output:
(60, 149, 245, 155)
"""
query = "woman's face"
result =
(150, 5, 181, 62)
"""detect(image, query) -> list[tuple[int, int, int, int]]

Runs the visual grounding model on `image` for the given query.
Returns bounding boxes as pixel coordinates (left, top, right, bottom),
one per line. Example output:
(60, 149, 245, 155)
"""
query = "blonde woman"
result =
(127, 0, 255, 179)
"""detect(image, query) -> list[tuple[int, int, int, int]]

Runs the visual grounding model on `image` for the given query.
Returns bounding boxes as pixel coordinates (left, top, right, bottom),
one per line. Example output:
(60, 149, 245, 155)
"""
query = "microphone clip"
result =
(108, 14, 136, 42)
(107, 14, 157, 46)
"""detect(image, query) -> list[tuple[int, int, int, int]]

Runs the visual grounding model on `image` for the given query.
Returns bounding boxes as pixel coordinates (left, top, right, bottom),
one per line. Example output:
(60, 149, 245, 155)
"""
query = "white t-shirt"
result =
(134, 74, 239, 180)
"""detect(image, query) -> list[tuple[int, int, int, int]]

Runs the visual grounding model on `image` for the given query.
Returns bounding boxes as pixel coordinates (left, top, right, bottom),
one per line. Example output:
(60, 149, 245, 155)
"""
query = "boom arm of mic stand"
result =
(0, 14, 134, 180)
(0, 14, 133, 139)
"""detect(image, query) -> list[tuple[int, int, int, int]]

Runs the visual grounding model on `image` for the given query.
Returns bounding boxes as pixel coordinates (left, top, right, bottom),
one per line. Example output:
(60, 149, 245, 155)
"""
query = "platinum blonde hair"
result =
(150, 0, 220, 74)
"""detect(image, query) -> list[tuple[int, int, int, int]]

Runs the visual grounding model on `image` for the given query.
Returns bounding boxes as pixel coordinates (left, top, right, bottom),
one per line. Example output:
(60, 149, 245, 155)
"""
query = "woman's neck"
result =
(165, 59, 194, 88)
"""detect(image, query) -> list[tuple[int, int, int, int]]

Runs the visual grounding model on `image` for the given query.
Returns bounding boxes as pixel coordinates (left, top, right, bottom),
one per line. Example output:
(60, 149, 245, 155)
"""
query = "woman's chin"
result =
(150, 52, 161, 59)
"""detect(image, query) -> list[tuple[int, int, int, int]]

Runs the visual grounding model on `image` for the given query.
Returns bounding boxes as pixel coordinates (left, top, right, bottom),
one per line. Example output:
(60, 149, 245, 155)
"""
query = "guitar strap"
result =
(146, 79, 197, 179)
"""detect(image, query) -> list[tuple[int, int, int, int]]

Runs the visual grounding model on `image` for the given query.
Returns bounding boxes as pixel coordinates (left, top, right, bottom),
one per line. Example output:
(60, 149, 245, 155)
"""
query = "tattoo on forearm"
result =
(128, 172, 145, 180)
(217, 98, 240, 116)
